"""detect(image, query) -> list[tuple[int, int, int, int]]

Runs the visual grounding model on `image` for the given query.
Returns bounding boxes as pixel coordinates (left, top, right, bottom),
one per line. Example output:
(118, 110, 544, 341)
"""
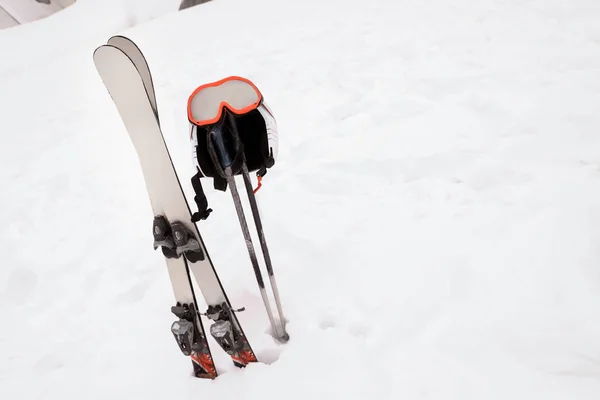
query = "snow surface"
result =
(2, 0, 600, 398)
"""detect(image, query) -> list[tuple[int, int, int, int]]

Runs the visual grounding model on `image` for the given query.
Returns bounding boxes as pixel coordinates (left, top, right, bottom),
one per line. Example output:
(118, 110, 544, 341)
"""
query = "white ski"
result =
(93, 41, 257, 375)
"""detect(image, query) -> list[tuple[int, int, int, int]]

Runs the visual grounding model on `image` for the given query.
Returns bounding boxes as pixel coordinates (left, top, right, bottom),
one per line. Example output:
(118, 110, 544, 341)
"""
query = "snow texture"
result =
(2, 0, 600, 398)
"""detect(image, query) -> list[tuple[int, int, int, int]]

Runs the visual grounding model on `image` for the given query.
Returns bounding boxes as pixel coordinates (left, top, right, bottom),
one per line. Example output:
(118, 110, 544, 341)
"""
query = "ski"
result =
(106, 36, 259, 368)
(93, 41, 256, 377)
(105, 35, 258, 368)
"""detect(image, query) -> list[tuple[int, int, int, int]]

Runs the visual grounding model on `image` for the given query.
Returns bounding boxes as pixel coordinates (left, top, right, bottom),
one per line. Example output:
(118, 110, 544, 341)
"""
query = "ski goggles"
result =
(187, 76, 263, 127)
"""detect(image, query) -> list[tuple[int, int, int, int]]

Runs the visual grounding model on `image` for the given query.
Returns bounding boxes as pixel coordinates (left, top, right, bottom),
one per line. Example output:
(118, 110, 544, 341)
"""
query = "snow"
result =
(2, 0, 600, 398)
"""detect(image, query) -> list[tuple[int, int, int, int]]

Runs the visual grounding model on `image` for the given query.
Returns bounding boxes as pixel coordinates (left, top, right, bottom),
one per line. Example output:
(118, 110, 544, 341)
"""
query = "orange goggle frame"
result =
(187, 76, 263, 127)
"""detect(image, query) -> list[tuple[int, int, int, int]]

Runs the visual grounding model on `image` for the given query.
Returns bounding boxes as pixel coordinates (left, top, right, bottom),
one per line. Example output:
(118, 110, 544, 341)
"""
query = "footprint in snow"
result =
(318, 314, 338, 330)
(319, 313, 371, 338)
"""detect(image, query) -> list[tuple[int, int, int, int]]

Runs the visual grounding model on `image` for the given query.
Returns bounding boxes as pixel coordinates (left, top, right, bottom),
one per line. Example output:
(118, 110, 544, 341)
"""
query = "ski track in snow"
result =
(2, 0, 600, 398)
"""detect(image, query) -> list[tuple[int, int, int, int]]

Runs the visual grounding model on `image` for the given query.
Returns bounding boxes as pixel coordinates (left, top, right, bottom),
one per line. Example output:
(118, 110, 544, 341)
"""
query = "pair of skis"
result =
(93, 36, 288, 379)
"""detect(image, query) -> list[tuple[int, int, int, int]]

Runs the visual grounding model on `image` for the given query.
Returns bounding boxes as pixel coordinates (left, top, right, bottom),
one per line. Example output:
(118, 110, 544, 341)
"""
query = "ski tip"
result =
(92, 44, 121, 65)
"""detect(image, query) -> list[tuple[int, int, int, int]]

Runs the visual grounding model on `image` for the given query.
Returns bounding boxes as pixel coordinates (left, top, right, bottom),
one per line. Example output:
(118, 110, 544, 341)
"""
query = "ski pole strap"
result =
(191, 170, 213, 222)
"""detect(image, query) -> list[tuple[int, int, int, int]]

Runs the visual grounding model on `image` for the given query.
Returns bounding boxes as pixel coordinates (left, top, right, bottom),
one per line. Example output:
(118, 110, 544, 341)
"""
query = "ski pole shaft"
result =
(241, 165, 289, 341)
(225, 168, 284, 340)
